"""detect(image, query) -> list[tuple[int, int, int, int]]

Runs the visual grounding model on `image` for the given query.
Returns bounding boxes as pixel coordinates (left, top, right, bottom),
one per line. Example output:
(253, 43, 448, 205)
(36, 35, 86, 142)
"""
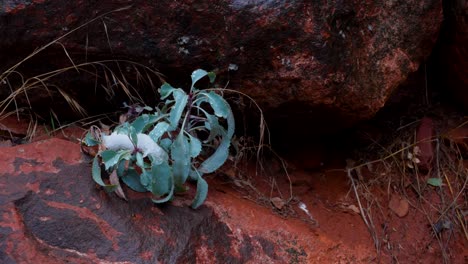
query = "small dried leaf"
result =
(407, 152, 413, 160)
(413, 146, 421, 155)
(406, 162, 414, 169)
(347, 204, 360, 214)
(119, 114, 128, 124)
(271, 197, 285, 210)
(109, 170, 127, 201)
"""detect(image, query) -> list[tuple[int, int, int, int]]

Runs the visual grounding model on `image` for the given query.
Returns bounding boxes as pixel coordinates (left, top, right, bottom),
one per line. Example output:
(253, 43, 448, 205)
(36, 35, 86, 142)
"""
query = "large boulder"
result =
(0, 1, 442, 125)
(0, 138, 382, 263)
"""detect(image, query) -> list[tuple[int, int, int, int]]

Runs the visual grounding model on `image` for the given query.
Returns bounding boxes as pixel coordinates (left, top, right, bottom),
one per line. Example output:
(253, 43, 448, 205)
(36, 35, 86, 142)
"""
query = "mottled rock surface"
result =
(0, 138, 379, 263)
(0, 0, 442, 125)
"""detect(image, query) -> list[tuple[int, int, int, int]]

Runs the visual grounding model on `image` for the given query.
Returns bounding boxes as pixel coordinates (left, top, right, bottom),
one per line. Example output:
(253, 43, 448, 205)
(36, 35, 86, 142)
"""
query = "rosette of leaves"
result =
(84, 69, 235, 208)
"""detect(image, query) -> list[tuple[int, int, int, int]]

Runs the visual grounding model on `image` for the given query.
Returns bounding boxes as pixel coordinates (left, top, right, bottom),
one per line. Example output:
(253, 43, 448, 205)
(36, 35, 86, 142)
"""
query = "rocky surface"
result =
(0, 138, 379, 263)
(0, 0, 442, 125)
(1, 119, 467, 263)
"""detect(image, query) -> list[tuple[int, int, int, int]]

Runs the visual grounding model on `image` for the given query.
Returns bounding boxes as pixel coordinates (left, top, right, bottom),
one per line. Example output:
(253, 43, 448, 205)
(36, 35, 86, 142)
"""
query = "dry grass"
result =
(347, 117, 468, 263)
(0, 6, 165, 143)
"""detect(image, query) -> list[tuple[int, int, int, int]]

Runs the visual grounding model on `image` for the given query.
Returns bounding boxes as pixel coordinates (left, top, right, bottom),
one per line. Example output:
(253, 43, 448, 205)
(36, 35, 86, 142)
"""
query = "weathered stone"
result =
(0, 0, 442, 126)
(0, 138, 380, 263)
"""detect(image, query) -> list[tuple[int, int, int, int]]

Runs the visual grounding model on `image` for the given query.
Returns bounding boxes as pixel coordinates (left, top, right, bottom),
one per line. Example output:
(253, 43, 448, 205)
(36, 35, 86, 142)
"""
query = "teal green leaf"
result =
(136, 152, 144, 168)
(198, 137, 230, 174)
(113, 122, 131, 135)
(189, 169, 201, 181)
(131, 114, 159, 133)
(121, 169, 147, 192)
(92, 156, 106, 186)
(149, 121, 170, 142)
(150, 161, 172, 196)
(204, 114, 226, 143)
(140, 170, 151, 189)
(131, 114, 148, 133)
(101, 150, 119, 170)
(200, 91, 229, 118)
(92, 156, 116, 191)
(427, 178, 443, 187)
(129, 128, 138, 146)
(188, 134, 202, 158)
(160, 82, 175, 100)
(160, 138, 172, 152)
(151, 174, 175, 203)
(151, 186, 174, 203)
(84, 132, 100, 146)
(190, 69, 208, 89)
(116, 159, 126, 177)
(171, 132, 191, 185)
(169, 89, 188, 130)
(191, 176, 208, 209)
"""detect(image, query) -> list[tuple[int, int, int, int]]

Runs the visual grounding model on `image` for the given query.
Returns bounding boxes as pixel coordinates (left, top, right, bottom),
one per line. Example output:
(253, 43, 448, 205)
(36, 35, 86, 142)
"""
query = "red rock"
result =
(0, 138, 379, 263)
(0, 0, 442, 126)
(389, 194, 409, 218)
(2, 137, 467, 263)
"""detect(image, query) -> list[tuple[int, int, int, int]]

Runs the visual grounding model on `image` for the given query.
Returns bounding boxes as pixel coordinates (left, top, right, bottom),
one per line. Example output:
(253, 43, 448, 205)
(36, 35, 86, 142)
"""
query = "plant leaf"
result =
(189, 168, 202, 181)
(116, 159, 127, 177)
(121, 169, 147, 192)
(160, 82, 175, 100)
(92, 156, 116, 190)
(188, 134, 202, 158)
(84, 132, 100, 146)
(171, 132, 191, 186)
(150, 161, 172, 196)
(198, 91, 235, 137)
(191, 176, 208, 209)
(427, 178, 443, 187)
(207, 71, 216, 83)
(101, 150, 119, 170)
(191, 69, 208, 89)
(198, 137, 230, 174)
(131, 114, 149, 133)
(131, 114, 159, 133)
(102, 150, 132, 171)
(204, 114, 226, 143)
(109, 170, 127, 200)
(92, 156, 106, 186)
(160, 138, 172, 152)
(169, 89, 188, 130)
(140, 170, 151, 189)
(129, 127, 138, 146)
(136, 152, 144, 169)
(149, 121, 170, 142)
(113, 122, 132, 135)
(151, 174, 175, 204)
(199, 91, 229, 118)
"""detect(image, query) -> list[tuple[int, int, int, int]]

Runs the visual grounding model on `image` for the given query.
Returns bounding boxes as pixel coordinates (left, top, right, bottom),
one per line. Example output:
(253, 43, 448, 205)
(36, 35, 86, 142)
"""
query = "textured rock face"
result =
(0, 139, 271, 263)
(0, 1, 442, 124)
(0, 138, 379, 263)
